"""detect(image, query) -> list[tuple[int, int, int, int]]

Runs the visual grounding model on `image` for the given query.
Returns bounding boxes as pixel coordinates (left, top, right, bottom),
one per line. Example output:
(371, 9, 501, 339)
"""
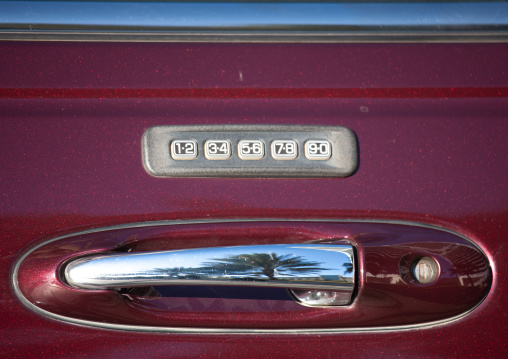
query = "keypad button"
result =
(238, 140, 265, 160)
(170, 140, 198, 160)
(271, 140, 298, 160)
(204, 140, 232, 160)
(304, 140, 331, 160)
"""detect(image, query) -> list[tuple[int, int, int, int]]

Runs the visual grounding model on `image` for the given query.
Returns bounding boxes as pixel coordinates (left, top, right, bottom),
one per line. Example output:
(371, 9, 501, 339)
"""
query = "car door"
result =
(1, 1, 507, 358)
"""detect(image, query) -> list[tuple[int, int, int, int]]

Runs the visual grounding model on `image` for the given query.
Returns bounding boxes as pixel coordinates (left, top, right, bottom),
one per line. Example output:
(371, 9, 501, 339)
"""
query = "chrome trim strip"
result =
(11, 218, 491, 334)
(1, 30, 508, 43)
(1, 1, 508, 42)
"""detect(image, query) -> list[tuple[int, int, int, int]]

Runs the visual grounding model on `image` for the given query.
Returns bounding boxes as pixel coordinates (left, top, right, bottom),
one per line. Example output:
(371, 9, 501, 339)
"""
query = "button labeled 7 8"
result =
(271, 140, 298, 160)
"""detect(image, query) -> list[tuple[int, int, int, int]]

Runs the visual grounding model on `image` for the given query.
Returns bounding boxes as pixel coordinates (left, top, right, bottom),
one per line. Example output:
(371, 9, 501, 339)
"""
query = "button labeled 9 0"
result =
(305, 140, 331, 160)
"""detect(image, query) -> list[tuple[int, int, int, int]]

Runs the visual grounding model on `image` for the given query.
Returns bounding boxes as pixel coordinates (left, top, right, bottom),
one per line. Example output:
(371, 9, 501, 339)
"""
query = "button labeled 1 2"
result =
(171, 140, 198, 160)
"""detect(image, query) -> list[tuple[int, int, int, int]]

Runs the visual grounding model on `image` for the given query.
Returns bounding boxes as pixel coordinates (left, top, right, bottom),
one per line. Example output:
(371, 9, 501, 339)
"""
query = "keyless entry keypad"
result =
(143, 125, 357, 177)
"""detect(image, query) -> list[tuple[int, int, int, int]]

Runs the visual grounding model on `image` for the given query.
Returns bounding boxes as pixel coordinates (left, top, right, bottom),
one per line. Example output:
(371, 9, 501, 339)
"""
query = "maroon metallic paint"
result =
(1, 42, 507, 357)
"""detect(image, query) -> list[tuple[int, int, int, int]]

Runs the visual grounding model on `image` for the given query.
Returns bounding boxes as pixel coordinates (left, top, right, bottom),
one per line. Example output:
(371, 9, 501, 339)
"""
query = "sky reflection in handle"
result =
(65, 244, 355, 298)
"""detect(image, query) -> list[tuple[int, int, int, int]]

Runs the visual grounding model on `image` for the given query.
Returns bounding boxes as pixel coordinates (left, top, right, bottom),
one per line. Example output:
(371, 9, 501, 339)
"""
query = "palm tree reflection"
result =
(149, 252, 327, 280)
(201, 253, 324, 280)
(343, 262, 353, 275)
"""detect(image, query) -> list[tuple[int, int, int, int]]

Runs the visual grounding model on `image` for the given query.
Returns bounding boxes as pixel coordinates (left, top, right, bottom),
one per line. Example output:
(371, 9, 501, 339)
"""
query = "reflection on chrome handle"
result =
(64, 244, 355, 306)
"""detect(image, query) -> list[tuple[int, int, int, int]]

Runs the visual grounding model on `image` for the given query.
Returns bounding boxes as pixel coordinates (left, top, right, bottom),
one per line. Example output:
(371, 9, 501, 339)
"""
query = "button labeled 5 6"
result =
(238, 140, 264, 160)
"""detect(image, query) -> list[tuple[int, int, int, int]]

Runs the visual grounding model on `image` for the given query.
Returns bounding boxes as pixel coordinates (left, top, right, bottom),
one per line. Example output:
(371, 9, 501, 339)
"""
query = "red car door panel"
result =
(1, 6, 507, 358)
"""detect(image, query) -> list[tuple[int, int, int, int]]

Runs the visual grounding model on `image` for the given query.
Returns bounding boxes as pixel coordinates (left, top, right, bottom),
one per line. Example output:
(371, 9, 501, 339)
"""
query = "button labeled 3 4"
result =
(204, 140, 231, 160)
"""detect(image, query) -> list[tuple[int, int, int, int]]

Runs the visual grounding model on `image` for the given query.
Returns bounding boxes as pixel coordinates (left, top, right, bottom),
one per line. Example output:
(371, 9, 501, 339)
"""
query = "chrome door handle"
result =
(18, 221, 491, 330)
(65, 244, 355, 306)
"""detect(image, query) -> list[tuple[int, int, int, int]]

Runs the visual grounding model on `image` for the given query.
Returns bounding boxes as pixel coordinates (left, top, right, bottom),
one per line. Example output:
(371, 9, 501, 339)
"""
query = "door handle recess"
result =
(65, 244, 355, 306)
(14, 221, 491, 332)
